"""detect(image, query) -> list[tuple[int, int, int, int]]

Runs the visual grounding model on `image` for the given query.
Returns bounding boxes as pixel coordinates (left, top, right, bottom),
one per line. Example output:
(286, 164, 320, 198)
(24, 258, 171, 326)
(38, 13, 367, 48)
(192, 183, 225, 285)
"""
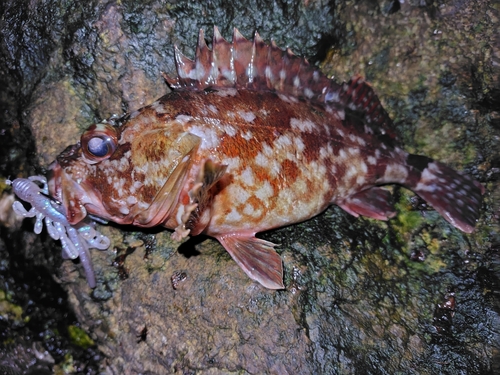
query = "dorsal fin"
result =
(340, 76, 399, 144)
(163, 26, 337, 99)
(163, 26, 399, 143)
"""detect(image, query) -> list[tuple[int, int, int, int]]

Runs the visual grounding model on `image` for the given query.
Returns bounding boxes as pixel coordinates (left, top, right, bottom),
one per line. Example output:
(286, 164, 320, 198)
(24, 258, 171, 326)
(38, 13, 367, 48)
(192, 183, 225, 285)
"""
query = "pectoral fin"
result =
(217, 233, 284, 289)
(134, 154, 194, 227)
(171, 160, 228, 240)
(187, 160, 228, 233)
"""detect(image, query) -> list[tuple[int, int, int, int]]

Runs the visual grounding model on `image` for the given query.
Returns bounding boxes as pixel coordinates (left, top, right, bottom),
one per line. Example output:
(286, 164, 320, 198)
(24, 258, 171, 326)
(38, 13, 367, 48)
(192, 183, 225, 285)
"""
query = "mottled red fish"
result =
(13, 27, 484, 289)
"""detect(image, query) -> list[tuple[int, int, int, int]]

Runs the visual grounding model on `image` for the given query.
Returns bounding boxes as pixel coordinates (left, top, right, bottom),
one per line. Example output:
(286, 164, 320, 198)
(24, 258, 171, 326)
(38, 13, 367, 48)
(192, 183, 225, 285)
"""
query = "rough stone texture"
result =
(1, 0, 499, 374)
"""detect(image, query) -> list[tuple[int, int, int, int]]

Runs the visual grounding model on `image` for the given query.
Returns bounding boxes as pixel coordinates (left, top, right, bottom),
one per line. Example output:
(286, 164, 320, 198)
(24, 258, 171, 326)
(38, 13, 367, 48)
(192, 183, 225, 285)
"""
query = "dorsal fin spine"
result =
(169, 27, 341, 102)
(195, 28, 211, 87)
(213, 26, 235, 86)
(164, 27, 398, 143)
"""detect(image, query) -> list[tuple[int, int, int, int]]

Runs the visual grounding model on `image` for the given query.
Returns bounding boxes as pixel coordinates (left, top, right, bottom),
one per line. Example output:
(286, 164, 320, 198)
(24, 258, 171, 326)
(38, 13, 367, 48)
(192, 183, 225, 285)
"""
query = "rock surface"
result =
(1, 0, 499, 374)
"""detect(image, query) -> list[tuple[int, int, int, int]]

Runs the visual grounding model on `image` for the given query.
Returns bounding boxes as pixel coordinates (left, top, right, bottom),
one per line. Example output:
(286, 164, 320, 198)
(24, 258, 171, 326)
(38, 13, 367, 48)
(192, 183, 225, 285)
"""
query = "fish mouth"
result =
(47, 161, 108, 226)
(47, 161, 64, 208)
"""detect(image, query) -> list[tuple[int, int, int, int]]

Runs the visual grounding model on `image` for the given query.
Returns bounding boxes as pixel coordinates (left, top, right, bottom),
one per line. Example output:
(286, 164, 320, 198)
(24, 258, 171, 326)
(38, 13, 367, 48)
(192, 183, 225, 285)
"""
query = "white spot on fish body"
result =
(255, 152, 269, 167)
(360, 161, 368, 173)
(188, 125, 220, 148)
(151, 100, 169, 114)
(243, 203, 255, 216)
(232, 185, 251, 204)
(310, 160, 327, 177)
(276, 134, 292, 148)
(293, 76, 300, 88)
(226, 208, 242, 222)
(175, 114, 193, 125)
(256, 181, 274, 201)
(224, 125, 237, 137)
(428, 162, 441, 173)
(346, 165, 357, 179)
(112, 178, 126, 197)
(119, 206, 130, 215)
(241, 167, 255, 186)
(278, 94, 298, 103)
(294, 137, 305, 153)
(348, 147, 360, 156)
(262, 143, 274, 156)
(241, 130, 253, 140)
(323, 124, 331, 136)
(207, 104, 219, 114)
(224, 157, 241, 170)
(237, 111, 256, 123)
(108, 156, 130, 173)
(319, 147, 329, 159)
(334, 109, 345, 121)
(290, 118, 316, 132)
(384, 164, 409, 182)
(415, 182, 436, 192)
(268, 159, 282, 178)
(367, 156, 377, 165)
(215, 88, 238, 97)
(420, 167, 437, 183)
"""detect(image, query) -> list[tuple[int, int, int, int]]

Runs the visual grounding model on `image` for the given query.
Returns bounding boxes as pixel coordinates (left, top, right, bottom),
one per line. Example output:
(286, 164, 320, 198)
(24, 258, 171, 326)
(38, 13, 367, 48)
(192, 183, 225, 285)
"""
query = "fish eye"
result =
(87, 136, 114, 157)
(81, 123, 118, 163)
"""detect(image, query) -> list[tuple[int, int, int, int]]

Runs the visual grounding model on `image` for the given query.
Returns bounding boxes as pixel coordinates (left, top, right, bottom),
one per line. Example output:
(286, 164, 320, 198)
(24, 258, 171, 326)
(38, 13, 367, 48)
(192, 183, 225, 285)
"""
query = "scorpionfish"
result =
(18, 27, 484, 289)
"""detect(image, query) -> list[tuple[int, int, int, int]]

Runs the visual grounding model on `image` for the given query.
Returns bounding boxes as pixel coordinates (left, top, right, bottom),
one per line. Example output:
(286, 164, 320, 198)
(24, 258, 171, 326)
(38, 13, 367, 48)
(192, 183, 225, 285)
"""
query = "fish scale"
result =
(12, 26, 484, 289)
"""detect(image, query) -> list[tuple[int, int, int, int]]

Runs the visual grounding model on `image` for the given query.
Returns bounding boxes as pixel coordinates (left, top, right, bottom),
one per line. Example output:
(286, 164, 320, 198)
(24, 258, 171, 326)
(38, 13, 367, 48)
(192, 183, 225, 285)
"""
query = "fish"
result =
(10, 27, 484, 289)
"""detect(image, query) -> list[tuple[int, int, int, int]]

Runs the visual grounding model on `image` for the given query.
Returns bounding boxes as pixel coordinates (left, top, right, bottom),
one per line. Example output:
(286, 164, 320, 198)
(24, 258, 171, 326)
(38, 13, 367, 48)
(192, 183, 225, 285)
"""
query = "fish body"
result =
(20, 28, 483, 289)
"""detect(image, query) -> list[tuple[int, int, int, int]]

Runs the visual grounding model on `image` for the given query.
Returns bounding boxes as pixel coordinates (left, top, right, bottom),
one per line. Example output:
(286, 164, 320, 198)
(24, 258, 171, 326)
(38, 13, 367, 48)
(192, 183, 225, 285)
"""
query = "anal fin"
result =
(217, 233, 284, 289)
(339, 186, 396, 221)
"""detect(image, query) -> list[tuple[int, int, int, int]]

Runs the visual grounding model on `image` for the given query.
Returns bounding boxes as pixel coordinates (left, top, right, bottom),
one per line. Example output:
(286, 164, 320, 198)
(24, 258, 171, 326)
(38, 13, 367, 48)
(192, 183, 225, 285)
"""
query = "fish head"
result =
(48, 114, 201, 227)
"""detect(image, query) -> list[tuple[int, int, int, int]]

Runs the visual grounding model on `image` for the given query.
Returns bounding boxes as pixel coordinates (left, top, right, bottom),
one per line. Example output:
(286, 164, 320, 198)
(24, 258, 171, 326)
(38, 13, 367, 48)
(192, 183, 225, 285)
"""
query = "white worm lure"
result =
(8, 176, 110, 287)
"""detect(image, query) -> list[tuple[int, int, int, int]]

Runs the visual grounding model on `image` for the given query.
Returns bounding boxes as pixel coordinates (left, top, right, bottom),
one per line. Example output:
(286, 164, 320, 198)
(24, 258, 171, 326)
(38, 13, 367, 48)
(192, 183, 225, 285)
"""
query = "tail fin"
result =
(405, 155, 484, 233)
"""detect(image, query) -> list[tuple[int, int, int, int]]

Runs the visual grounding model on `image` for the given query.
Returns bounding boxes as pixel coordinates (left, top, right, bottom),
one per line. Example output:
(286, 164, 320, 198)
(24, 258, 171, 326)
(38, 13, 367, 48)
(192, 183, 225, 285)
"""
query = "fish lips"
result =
(48, 161, 107, 226)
